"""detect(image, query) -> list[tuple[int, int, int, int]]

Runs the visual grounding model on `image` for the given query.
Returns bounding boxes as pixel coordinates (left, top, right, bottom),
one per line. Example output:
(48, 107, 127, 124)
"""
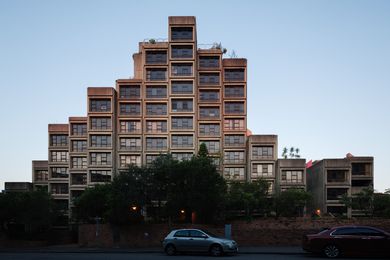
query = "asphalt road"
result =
(0, 253, 387, 260)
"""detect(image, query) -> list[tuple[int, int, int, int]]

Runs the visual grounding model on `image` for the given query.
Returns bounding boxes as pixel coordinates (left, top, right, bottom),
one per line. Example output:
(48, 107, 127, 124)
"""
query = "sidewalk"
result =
(0, 244, 304, 255)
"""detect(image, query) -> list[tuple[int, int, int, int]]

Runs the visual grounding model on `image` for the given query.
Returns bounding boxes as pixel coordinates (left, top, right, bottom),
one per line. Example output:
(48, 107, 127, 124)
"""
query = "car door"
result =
(189, 230, 210, 252)
(356, 228, 390, 256)
(331, 227, 362, 255)
(172, 230, 191, 251)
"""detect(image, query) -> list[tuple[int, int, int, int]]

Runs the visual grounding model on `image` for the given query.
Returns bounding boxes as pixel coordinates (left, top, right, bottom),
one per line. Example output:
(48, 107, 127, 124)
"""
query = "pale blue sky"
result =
(0, 0, 389, 191)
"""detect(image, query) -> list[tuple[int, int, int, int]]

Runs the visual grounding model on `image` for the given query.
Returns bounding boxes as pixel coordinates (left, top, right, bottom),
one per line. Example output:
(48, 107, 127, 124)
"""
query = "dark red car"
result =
(302, 225, 390, 258)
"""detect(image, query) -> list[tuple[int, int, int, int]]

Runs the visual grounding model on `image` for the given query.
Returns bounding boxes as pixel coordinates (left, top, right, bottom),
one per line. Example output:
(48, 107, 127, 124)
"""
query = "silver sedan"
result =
(162, 228, 238, 256)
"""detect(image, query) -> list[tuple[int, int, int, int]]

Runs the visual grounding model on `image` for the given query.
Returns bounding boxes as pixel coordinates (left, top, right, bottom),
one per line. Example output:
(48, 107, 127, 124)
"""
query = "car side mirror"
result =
(202, 235, 208, 239)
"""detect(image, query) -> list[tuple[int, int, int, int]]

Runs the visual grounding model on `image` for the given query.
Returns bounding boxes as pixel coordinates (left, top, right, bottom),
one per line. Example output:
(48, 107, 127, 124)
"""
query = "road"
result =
(0, 252, 387, 260)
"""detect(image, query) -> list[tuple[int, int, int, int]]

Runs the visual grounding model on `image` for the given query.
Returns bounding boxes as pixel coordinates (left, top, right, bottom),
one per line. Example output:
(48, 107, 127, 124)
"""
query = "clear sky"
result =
(0, 0, 389, 191)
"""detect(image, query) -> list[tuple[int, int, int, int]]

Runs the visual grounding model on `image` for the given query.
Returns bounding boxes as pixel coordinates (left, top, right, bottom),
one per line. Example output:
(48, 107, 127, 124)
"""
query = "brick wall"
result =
(78, 218, 390, 247)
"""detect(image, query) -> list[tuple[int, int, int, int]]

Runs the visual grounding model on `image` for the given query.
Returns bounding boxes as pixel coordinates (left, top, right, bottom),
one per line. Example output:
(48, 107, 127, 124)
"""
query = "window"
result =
(327, 170, 347, 183)
(90, 117, 111, 130)
(224, 118, 245, 130)
(120, 120, 141, 133)
(50, 167, 68, 178)
(225, 151, 245, 164)
(146, 86, 167, 98)
(90, 153, 112, 166)
(90, 99, 111, 112)
(199, 107, 220, 119)
(71, 157, 87, 169)
(171, 135, 193, 148)
(120, 155, 141, 167)
(71, 124, 87, 136)
(281, 170, 303, 183)
(199, 56, 219, 68)
(90, 170, 111, 183)
(72, 140, 87, 152)
(199, 90, 220, 102)
(171, 63, 193, 76)
(35, 170, 48, 182)
(171, 45, 193, 58)
(189, 230, 207, 238)
(224, 167, 245, 181)
(146, 137, 167, 150)
(50, 135, 68, 146)
(119, 85, 141, 99)
(171, 81, 193, 94)
(171, 27, 193, 40)
(332, 228, 358, 236)
(119, 137, 141, 150)
(171, 117, 193, 130)
(171, 99, 193, 112)
(225, 102, 245, 114)
(146, 68, 166, 81)
(352, 163, 371, 176)
(174, 230, 190, 237)
(201, 141, 220, 153)
(145, 51, 167, 64)
(252, 164, 273, 178)
(224, 86, 244, 97)
(224, 135, 245, 146)
(224, 69, 245, 81)
(51, 184, 68, 195)
(354, 228, 385, 237)
(50, 151, 68, 162)
(172, 153, 193, 161)
(90, 135, 112, 148)
(199, 124, 220, 136)
(146, 121, 167, 133)
(252, 146, 273, 159)
(146, 154, 159, 165)
(146, 103, 167, 115)
(120, 103, 141, 115)
(327, 188, 348, 200)
(199, 73, 219, 85)
(71, 174, 87, 185)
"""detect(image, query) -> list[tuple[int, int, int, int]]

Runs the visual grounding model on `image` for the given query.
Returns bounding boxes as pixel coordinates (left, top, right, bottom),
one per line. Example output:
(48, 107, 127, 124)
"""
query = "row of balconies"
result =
(116, 86, 245, 100)
(143, 68, 245, 83)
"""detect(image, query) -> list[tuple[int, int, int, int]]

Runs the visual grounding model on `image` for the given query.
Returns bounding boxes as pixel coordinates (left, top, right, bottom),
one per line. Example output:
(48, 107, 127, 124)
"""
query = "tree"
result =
(109, 165, 153, 224)
(166, 147, 227, 223)
(340, 188, 390, 217)
(73, 184, 112, 223)
(0, 190, 55, 235)
(273, 189, 311, 217)
(226, 179, 270, 220)
(373, 192, 390, 217)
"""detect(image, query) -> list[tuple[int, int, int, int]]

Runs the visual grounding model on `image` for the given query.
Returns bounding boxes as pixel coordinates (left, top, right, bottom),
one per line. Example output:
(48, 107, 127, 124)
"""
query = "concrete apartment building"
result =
(306, 155, 374, 217)
(27, 16, 373, 220)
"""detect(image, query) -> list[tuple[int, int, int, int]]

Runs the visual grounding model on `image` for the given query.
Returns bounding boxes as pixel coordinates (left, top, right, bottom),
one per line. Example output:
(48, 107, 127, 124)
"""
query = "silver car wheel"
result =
(210, 244, 223, 257)
(165, 244, 176, 256)
(323, 244, 340, 258)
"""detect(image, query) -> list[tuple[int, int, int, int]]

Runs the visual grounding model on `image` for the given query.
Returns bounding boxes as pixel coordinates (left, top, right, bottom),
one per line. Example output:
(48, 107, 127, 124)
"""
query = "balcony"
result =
(199, 73, 220, 85)
(199, 56, 220, 69)
(171, 27, 193, 41)
(171, 64, 193, 77)
(146, 69, 167, 81)
(171, 45, 193, 59)
(224, 69, 245, 82)
(145, 51, 167, 65)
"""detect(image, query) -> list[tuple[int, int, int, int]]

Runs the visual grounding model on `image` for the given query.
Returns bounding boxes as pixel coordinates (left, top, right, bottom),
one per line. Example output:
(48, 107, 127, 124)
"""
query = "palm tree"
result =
(289, 147, 295, 158)
(282, 147, 288, 159)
